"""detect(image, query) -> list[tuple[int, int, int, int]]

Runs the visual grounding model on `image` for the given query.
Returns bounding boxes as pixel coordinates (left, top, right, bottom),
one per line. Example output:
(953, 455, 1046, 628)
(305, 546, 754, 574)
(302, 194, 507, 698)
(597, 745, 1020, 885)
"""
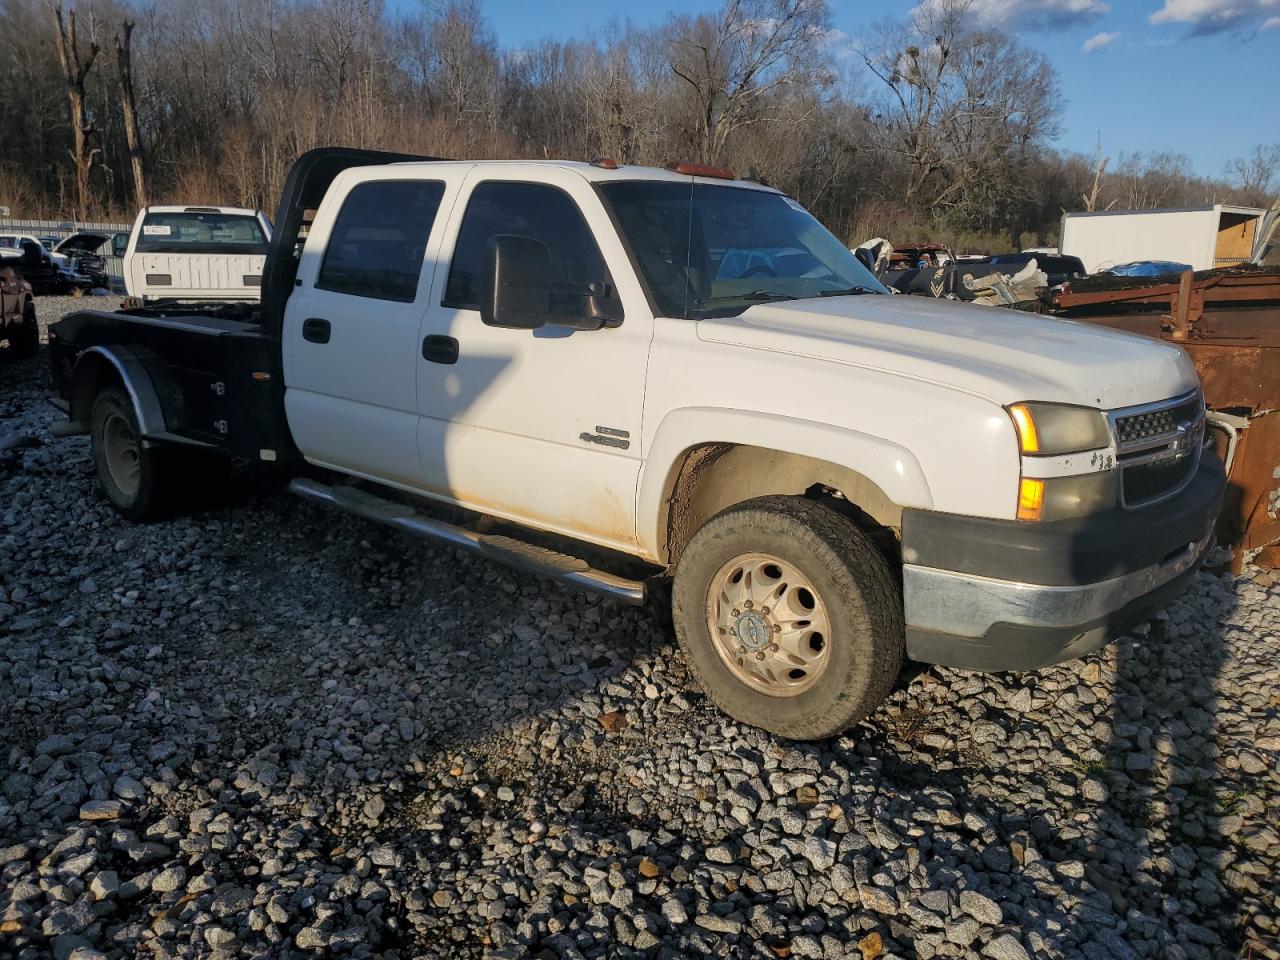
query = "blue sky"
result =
(388, 0, 1279, 179)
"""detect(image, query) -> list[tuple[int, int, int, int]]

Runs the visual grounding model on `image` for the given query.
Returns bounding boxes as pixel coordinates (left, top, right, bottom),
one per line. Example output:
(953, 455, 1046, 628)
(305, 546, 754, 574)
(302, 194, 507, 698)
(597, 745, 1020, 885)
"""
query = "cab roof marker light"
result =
(667, 162, 736, 180)
(1008, 403, 1040, 455)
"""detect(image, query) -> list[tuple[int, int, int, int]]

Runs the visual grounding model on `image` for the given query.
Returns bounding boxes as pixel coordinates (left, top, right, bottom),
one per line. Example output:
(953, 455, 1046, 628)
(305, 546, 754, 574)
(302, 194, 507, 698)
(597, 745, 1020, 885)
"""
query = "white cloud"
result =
(913, 0, 1110, 32)
(1082, 30, 1119, 50)
(1150, 0, 1280, 34)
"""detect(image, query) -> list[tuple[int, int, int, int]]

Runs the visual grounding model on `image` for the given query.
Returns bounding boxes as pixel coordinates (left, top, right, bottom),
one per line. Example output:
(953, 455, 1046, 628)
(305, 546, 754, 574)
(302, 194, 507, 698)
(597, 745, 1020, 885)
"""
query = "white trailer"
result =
(1060, 204, 1266, 274)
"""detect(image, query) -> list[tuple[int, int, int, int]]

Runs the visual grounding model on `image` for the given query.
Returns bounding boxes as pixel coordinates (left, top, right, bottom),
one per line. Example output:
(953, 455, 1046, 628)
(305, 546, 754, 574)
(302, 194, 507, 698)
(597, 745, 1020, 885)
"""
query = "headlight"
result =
(1007, 402, 1111, 456)
(1009, 402, 1115, 521)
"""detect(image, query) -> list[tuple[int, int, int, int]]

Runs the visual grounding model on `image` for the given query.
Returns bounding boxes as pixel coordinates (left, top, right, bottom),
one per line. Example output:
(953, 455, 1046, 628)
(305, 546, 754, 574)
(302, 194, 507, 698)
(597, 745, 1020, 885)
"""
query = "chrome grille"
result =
(1109, 390, 1204, 508)
(1114, 394, 1204, 446)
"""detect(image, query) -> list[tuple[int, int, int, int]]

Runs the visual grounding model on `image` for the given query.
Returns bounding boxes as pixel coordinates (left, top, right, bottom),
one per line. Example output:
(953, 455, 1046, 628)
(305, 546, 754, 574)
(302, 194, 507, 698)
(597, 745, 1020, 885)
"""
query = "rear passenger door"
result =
(283, 172, 453, 487)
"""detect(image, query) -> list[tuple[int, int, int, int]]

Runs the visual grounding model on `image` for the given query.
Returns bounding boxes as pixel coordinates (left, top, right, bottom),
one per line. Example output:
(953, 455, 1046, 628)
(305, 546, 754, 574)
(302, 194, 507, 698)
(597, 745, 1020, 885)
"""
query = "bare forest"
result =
(1, 0, 1276, 251)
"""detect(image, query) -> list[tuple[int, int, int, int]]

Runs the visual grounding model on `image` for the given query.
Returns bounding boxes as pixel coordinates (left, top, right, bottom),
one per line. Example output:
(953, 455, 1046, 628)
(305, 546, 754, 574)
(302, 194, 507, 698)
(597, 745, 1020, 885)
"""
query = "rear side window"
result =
(444, 181, 611, 310)
(317, 180, 445, 303)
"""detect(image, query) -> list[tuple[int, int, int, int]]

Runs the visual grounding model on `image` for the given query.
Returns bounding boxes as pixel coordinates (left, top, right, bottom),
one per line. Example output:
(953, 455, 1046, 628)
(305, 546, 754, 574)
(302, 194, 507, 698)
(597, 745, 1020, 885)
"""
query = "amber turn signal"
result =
(1008, 403, 1040, 455)
(1016, 477, 1045, 521)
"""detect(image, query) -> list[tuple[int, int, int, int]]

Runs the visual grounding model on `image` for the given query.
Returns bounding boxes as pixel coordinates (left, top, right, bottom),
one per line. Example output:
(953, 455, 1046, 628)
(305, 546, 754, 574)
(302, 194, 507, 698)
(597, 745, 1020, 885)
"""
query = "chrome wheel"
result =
(706, 552, 832, 696)
(102, 411, 142, 499)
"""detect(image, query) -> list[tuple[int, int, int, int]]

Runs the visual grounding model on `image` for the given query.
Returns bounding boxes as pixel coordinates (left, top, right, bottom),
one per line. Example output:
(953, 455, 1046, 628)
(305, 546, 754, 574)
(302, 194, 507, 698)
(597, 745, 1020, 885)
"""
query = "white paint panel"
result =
(286, 390, 423, 489)
(416, 416, 642, 551)
(637, 317, 1023, 551)
(129, 252, 265, 300)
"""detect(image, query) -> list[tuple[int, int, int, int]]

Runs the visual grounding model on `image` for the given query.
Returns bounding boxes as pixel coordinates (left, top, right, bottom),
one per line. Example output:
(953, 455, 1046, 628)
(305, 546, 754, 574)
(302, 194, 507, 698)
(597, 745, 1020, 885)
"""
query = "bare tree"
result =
(50, 1, 101, 219)
(666, 0, 830, 164)
(1226, 144, 1280, 207)
(861, 0, 1060, 217)
(1081, 135, 1114, 212)
(115, 19, 147, 208)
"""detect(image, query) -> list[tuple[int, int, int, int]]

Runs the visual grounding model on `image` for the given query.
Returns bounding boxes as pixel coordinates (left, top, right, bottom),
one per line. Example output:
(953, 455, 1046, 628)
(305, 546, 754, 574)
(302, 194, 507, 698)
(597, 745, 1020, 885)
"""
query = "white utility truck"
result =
(122, 204, 272, 301)
(49, 149, 1224, 740)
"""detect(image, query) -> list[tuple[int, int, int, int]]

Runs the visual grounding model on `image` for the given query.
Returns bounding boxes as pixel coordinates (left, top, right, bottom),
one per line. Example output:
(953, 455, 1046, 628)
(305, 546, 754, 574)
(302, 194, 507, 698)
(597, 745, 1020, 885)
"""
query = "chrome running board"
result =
(288, 477, 647, 605)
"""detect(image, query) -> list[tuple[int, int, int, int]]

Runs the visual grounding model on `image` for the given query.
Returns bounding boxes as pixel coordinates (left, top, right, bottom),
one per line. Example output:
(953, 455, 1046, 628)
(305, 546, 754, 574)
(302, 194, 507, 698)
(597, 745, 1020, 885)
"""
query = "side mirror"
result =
(481, 235, 552, 329)
(112, 234, 129, 258)
(20, 241, 42, 269)
(481, 234, 623, 331)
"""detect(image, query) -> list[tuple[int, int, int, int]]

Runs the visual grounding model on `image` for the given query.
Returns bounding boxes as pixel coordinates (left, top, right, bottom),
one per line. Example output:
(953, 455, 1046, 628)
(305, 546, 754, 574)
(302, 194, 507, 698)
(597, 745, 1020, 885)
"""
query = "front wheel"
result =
(672, 496, 903, 741)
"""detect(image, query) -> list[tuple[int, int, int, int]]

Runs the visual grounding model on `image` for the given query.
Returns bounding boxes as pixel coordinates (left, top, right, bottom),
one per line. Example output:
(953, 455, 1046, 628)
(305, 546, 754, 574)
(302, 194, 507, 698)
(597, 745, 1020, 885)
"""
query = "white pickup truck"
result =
(49, 148, 1224, 740)
(122, 205, 272, 301)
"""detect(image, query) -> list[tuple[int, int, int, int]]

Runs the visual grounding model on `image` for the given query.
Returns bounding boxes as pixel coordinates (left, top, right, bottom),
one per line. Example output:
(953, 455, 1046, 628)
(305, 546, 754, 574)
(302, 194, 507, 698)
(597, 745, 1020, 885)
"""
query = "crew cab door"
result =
(283, 171, 455, 486)
(416, 167, 653, 552)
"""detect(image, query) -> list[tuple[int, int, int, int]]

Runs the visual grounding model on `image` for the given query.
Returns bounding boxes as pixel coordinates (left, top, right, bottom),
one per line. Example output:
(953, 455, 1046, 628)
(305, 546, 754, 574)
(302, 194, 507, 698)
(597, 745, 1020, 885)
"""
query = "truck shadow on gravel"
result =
(865, 569, 1252, 958)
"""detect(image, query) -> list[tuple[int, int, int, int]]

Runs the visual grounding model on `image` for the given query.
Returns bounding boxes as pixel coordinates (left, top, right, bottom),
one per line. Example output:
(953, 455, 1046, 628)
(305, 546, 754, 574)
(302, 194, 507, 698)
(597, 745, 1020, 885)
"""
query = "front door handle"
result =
(302, 317, 331, 344)
(422, 335, 459, 364)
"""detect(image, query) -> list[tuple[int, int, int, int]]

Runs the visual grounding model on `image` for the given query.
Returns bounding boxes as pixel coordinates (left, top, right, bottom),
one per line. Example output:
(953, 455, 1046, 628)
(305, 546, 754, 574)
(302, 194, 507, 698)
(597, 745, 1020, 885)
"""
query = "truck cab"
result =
(48, 149, 1225, 741)
(123, 205, 272, 301)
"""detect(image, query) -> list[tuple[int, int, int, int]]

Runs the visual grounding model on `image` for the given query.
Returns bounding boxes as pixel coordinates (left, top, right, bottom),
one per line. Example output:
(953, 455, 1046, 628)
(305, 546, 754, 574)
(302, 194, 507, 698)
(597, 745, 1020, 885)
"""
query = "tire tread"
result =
(672, 495, 903, 740)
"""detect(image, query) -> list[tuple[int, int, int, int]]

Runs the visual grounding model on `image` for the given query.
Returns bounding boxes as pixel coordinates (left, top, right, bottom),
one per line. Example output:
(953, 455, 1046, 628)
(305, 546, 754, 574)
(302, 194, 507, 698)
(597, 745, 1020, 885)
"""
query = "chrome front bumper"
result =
(903, 532, 1212, 671)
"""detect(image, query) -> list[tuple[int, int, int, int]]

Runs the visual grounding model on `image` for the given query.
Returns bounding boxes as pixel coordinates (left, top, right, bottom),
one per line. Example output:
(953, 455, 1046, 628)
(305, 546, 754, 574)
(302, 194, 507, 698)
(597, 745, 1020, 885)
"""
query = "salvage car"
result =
(51, 231, 118, 289)
(0, 236, 73, 295)
(48, 148, 1224, 740)
(1, 255, 37, 357)
(986, 251, 1086, 288)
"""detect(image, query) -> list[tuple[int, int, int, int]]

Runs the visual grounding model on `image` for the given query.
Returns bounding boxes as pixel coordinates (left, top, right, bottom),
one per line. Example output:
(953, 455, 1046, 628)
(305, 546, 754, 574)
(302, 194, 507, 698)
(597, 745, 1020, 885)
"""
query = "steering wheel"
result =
(744, 265, 777, 278)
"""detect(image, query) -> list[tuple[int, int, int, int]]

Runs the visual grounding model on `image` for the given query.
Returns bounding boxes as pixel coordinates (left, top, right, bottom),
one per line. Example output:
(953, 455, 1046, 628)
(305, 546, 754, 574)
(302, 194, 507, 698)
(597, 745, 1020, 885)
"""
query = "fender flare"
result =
(69, 344, 172, 437)
(636, 407, 934, 558)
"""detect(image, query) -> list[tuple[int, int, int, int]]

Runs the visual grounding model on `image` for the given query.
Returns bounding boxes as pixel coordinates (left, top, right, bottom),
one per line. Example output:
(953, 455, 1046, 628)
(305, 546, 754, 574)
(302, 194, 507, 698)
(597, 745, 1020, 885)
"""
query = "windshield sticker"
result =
(782, 197, 806, 213)
(143, 225, 172, 236)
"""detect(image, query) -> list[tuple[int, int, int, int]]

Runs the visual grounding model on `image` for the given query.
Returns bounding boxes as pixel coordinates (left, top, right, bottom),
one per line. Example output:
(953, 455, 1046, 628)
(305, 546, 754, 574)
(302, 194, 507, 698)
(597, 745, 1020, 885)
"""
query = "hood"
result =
(55, 233, 109, 253)
(695, 294, 1198, 410)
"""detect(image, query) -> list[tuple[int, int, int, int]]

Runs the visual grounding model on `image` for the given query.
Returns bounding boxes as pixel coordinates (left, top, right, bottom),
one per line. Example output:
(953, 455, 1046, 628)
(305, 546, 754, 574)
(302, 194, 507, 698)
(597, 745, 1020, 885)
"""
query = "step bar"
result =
(288, 478, 648, 605)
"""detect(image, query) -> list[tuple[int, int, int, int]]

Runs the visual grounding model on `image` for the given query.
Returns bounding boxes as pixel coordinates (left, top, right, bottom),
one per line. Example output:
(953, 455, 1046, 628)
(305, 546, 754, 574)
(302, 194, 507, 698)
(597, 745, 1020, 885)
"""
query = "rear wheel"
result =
(672, 496, 903, 740)
(11, 301, 38, 358)
(90, 387, 176, 520)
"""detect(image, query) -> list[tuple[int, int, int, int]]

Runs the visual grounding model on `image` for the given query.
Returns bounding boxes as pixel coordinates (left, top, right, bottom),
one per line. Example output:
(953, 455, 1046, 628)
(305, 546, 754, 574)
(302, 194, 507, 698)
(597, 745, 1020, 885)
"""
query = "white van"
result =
(123, 205, 272, 301)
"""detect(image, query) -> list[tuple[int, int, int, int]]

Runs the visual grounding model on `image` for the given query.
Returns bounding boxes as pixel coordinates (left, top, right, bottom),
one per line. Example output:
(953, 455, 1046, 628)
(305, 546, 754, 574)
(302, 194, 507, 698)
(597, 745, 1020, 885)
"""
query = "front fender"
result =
(636, 407, 933, 558)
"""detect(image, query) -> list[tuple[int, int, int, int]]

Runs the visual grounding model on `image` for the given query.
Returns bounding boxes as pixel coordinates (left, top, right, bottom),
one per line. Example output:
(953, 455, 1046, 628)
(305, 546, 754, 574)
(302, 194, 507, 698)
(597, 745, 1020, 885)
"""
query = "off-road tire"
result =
(11, 301, 38, 358)
(672, 495, 903, 740)
(89, 387, 181, 521)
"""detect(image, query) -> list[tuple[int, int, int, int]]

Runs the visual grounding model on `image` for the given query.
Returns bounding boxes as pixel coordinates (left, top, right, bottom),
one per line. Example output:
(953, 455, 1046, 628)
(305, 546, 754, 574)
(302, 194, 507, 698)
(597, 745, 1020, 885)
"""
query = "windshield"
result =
(135, 212, 268, 255)
(599, 181, 887, 318)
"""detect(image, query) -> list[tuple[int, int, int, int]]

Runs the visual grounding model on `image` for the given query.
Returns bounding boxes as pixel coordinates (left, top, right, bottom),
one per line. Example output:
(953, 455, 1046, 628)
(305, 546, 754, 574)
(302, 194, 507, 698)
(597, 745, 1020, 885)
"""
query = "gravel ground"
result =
(2, 297, 1278, 960)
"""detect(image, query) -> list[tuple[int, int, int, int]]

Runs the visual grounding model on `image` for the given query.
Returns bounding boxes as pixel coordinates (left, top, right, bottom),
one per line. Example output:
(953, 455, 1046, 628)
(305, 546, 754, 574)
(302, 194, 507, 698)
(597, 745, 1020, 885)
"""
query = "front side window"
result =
(599, 181, 887, 319)
(444, 181, 614, 313)
(316, 180, 445, 303)
(135, 211, 269, 255)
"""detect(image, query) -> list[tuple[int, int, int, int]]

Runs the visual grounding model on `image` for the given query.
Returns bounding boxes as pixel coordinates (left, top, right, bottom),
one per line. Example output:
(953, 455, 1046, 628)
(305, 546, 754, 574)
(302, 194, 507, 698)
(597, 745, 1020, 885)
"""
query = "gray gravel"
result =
(2, 297, 1278, 959)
